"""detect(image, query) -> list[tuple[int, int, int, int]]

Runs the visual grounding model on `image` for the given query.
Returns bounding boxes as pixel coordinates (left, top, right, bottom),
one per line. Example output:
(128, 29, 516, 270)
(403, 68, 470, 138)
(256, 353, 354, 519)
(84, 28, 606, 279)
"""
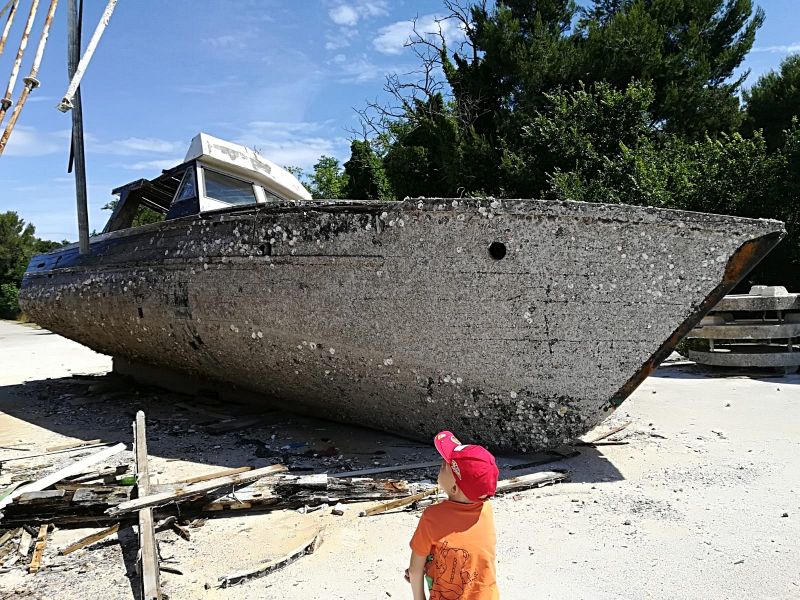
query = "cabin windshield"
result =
(202, 168, 258, 206)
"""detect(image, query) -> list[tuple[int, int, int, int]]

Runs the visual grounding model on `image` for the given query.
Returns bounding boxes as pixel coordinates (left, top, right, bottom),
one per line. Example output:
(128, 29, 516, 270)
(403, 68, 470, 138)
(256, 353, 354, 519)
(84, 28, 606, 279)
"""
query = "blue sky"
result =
(0, 0, 797, 241)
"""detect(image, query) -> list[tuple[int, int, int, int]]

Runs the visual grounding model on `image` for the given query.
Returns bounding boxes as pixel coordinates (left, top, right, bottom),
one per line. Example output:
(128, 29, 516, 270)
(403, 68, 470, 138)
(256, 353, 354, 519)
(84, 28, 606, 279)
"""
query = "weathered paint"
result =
(20, 198, 785, 451)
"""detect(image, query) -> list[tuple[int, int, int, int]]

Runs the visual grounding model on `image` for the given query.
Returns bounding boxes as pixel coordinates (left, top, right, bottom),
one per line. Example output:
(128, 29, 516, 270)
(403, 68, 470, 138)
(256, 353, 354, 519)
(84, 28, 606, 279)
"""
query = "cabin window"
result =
(202, 168, 257, 206)
(175, 168, 197, 201)
(262, 187, 284, 202)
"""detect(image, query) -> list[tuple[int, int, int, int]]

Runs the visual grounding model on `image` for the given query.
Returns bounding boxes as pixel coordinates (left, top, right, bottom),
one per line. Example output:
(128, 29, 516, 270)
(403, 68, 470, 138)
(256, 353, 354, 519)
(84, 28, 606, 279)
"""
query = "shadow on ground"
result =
(652, 363, 800, 383)
(0, 373, 625, 485)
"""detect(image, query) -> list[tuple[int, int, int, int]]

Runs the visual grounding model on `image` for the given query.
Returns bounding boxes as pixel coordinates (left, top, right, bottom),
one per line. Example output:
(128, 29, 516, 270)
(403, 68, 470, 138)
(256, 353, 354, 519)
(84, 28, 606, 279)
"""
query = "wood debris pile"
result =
(0, 408, 569, 597)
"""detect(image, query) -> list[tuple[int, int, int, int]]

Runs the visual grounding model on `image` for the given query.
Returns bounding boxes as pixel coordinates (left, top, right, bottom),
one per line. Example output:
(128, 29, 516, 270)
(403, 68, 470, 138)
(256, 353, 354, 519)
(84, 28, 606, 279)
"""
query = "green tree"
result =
(343, 140, 391, 200)
(743, 54, 800, 150)
(576, 0, 764, 138)
(304, 156, 349, 199)
(101, 200, 164, 228)
(0, 212, 66, 318)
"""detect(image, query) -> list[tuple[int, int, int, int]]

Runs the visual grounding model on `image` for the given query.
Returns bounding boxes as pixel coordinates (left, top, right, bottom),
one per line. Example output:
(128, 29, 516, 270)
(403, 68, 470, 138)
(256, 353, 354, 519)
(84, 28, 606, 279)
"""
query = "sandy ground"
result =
(0, 319, 798, 600)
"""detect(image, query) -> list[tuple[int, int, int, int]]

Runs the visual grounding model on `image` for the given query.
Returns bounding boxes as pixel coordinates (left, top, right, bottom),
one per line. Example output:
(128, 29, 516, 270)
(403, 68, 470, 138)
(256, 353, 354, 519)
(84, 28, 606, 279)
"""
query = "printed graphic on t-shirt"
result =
(425, 540, 478, 600)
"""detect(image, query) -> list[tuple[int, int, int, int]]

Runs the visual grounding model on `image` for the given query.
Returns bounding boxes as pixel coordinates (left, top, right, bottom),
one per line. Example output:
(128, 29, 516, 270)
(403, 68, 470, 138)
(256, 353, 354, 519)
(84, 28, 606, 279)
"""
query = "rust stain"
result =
(608, 230, 786, 408)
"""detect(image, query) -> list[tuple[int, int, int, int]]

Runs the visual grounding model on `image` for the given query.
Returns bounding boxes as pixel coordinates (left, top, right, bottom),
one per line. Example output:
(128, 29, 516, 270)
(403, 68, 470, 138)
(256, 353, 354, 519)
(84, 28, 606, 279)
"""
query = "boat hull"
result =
(20, 198, 784, 451)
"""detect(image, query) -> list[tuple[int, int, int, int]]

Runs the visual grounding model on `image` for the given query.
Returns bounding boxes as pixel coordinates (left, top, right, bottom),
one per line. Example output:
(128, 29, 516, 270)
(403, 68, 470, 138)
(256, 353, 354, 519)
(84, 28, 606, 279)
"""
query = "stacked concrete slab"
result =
(687, 286, 800, 373)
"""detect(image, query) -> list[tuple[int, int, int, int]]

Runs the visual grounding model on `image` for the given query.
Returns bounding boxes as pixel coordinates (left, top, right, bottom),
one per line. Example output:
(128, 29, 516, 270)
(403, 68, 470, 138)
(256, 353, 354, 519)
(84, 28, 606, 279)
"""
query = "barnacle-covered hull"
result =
(20, 198, 784, 451)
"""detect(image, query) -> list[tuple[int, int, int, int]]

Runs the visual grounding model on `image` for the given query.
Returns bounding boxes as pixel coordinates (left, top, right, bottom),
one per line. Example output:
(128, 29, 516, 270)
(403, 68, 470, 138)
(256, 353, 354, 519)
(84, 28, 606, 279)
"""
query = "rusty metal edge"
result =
(606, 229, 787, 409)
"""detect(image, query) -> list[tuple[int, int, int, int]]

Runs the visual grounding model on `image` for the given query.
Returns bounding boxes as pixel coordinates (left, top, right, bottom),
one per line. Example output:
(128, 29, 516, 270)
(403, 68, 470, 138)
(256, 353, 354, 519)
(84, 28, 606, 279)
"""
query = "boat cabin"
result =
(103, 133, 311, 233)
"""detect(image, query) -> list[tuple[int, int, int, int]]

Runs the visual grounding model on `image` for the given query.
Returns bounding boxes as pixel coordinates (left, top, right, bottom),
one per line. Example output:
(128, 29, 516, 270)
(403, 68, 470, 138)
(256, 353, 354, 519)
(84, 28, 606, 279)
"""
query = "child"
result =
(405, 431, 500, 600)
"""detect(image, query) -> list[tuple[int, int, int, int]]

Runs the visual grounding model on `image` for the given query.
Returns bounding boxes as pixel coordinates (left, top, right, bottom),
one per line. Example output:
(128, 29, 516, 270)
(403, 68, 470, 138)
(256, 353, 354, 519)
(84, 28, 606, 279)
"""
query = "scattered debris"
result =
(210, 529, 325, 589)
(360, 488, 439, 517)
(60, 523, 120, 555)
(495, 471, 569, 495)
(580, 421, 632, 444)
(0, 443, 127, 509)
(107, 463, 288, 516)
(0, 440, 114, 467)
(333, 460, 440, 478)
(159, 565, 184, 575)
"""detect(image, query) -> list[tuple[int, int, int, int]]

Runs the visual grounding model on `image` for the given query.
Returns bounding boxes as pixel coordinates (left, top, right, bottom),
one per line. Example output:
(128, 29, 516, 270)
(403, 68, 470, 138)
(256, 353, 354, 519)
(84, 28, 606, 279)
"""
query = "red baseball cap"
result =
(434, 431, 499, 501)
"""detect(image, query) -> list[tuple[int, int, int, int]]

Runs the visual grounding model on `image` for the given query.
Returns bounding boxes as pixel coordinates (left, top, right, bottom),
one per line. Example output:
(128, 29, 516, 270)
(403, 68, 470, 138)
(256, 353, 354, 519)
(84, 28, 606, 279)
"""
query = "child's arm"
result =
(406, 551, 428, 600)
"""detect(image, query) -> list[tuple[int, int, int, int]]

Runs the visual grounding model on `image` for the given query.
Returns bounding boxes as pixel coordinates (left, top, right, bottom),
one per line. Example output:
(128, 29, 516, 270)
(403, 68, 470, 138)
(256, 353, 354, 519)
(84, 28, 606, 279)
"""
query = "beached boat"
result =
(19, 133, 785, 451)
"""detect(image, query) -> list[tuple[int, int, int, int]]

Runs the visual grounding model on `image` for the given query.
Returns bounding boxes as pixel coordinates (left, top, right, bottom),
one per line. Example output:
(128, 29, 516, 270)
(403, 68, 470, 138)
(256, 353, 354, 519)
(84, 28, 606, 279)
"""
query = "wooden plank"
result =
(495, 470, 568, 495)
(17, 529, 33, 558)
(60, 523, 120, 555)
(17, 490, 67, 504)
(0, 528, 20, 549)
(160, 466, 252, 488)
(46, 438, 103, 452)
(28, 524, 49, 573)
(332, 460, 440, 478)
(0, 443, 127, 510)
(211, 530, 324, 589)
(0, 442, 113, 464)
(107, 463, 287, 516)
(134, 411, 161, 600)
(359, 487, 439, 517)
(582, 421, 631, 444)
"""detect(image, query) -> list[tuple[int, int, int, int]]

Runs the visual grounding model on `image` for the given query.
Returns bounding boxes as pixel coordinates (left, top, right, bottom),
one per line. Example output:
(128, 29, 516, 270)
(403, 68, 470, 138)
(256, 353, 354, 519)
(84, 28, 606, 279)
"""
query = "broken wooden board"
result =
(359, 487, 439, 517)
(0, 443, 126, 509)
(60, 524, 120, 555)
(211, 530, 325, 589)
(134, 410, 161, 600)
(495, 470, 568, 494)
(580, 421, 631, 444)
(0, 441, 114, 465)
(150, 466, 253, 493)
(2, 485, 132, 526)
(332, 460, 440, 478)
(28, 524, 49, 573)
(107, 463, 287, 517)
(199, 475, 414, 512)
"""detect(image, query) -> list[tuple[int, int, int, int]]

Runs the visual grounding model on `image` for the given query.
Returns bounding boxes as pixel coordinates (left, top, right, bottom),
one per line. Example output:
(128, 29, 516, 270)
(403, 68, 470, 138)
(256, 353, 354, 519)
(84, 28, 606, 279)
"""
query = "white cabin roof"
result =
(184, 133, 311, 201)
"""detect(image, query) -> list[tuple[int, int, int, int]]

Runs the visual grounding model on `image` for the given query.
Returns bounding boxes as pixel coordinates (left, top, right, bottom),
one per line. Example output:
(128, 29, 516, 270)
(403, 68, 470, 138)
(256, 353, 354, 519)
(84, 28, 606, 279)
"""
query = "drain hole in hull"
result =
(488, 242, 506, 260)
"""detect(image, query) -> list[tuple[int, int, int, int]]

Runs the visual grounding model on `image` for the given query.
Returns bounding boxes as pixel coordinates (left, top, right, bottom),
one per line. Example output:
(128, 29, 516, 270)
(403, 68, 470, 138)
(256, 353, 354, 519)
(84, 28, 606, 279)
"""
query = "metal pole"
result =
(67, 0, 89, 253)
(0, 0, 20, 60)
(0, 0, 59, 156)
(0, 0, 39, 125)
(57, 0, 117, 112)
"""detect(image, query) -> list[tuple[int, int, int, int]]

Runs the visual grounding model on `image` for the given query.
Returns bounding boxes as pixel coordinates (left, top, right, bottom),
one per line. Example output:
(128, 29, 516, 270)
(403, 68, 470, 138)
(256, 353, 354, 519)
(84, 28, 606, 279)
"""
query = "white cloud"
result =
(329, 4, 359, 26)
(125, 158, 182, 171)
(89, 136, 184, 156)
(331, 54, 390, 83)
(328, 1, 387, 27)
(752, 43, 800, 54)
(232, 120, 350, 170)
(373, 14, 465, 55)
(2, 127, 70, 157)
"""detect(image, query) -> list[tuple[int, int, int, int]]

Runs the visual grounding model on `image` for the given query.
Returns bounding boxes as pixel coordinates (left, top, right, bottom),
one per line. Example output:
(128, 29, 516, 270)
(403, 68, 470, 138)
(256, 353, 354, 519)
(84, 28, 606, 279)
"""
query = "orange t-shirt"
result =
(409, 499, 499, 600)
